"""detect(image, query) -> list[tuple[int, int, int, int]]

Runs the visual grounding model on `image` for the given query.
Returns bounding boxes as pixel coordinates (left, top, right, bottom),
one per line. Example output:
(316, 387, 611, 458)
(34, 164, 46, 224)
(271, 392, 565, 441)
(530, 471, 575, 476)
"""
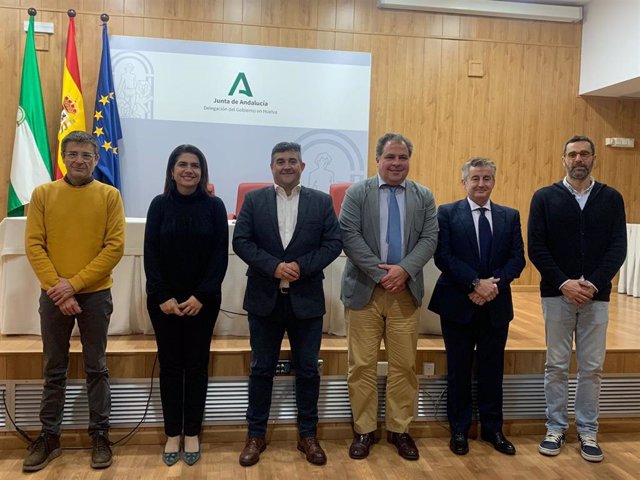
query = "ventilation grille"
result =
(204, 378, 354, 424)
(4, 374, 640, 431)
(417, 375, 640, 421)
(417, 377, 449, 421)
(0, 385, 7, 429)
(14, 382, 165, 429)
(8, 378, 355, 430)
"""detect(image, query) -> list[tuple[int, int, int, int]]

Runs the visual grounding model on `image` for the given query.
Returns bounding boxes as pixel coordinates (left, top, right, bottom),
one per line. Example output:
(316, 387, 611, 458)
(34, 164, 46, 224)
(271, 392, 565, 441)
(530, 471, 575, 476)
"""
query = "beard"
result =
(568, 165, 591, 180)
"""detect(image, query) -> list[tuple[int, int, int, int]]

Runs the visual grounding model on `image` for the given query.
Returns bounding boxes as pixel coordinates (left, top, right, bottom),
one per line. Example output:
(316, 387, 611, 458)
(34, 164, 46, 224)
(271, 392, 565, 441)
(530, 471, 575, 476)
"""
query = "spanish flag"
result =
(55, 11, 86, 179)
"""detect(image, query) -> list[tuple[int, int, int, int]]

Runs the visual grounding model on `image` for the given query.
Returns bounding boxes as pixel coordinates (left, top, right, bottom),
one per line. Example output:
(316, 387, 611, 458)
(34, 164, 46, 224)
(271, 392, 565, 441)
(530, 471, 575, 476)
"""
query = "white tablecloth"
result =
(619, 223, 640, 297)
(0, 217, 442, 336)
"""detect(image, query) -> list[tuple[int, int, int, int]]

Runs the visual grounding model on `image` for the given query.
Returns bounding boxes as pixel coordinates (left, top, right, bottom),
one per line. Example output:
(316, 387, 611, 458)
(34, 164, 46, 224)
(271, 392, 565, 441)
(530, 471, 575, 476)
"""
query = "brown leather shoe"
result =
(349, 432, 376, 459)
(239, 437, 266, 467)
(297, 437, 327, 465)
(387, 431, 419, 460)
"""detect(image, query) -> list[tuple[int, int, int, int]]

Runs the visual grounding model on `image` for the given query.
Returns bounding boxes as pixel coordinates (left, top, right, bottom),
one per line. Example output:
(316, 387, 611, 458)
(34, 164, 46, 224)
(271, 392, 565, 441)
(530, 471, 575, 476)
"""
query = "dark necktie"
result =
(386, 186, 401, 264)
(478, 207, 492, 277)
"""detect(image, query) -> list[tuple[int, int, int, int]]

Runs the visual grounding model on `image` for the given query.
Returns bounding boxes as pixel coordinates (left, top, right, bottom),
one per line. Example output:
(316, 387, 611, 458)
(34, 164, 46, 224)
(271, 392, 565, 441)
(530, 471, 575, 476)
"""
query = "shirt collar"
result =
(377, 175, 406, 190)
(563, 176, 594, 195)
(274, 183, 301, 197)
(467, 197, 491, 211)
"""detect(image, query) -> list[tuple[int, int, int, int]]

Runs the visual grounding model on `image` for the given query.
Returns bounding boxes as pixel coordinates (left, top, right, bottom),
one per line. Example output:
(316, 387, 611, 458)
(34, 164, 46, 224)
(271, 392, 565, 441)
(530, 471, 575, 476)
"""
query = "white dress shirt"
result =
(275, 183, 301, 288)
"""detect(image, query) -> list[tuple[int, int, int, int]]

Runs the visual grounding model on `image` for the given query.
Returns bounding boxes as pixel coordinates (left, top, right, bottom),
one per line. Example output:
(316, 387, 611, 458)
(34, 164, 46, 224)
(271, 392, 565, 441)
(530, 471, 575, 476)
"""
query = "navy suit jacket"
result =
(428, 199, 525, 327)
(232, 186, 342, 319)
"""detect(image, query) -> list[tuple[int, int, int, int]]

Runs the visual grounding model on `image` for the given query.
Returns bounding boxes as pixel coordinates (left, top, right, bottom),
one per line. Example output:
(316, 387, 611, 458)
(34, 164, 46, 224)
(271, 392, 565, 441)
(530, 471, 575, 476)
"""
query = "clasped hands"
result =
(47, 278, 81, 316)
(274, 261, 300, 282)
(159, 296, 203, 316)
(560, 279, 595, 305)
(378, 264, 409, 293)
(468, 277, 500, 306)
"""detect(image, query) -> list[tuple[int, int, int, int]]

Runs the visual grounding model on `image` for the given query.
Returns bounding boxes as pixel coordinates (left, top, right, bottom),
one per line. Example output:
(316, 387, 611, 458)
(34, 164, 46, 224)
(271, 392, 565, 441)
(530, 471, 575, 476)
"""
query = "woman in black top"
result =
(144, 145, 228, 466)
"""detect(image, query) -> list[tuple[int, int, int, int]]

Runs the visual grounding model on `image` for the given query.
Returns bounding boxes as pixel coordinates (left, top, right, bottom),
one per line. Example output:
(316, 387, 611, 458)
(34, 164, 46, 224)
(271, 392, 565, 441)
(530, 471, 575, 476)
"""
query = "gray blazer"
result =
(340, 176, 438, 309)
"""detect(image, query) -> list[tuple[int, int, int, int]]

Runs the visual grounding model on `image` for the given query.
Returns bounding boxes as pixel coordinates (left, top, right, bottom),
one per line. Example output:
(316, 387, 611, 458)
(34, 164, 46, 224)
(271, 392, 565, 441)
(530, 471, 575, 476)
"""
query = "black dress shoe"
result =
(481, 431, 516, 455)
(349, 432, 376, 460)
(387, 431, 419, 460)
(449, 432, 469, 455)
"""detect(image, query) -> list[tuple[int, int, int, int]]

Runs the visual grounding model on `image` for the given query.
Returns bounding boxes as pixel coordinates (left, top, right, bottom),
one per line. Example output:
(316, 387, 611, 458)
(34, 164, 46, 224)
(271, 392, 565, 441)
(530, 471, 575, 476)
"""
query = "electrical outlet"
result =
(423, 362, 435, 376)
(275, 360, 292, 375)
(273, 359, 323, 376)
(377, 361, 388, 376)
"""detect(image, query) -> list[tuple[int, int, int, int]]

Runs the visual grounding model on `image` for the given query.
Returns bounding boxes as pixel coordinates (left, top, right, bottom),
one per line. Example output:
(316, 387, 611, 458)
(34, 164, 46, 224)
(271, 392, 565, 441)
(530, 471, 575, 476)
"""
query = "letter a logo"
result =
(228, 72, 253, 97)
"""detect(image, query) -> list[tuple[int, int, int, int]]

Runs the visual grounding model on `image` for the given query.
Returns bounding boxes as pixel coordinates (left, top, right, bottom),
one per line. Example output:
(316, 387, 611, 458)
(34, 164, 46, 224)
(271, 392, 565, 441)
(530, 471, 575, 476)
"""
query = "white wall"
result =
(579, 0, 640, 96)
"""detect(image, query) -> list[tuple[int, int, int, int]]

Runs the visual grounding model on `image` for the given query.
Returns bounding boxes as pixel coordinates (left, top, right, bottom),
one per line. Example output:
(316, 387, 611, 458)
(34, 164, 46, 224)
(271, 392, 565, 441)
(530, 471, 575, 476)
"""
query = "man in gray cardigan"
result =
(340, 132, 438, 461)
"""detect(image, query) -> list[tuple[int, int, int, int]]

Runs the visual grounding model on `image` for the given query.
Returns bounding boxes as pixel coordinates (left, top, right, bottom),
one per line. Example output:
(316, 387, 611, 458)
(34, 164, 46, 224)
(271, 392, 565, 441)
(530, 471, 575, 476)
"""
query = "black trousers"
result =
(148, 297, 219, 437)
(440, 308, 509, 435)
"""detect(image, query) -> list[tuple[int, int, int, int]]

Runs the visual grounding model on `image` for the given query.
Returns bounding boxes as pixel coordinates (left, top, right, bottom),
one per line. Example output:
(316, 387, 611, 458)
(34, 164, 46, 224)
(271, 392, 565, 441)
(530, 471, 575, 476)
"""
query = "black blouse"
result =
(144, 189, 229, 306)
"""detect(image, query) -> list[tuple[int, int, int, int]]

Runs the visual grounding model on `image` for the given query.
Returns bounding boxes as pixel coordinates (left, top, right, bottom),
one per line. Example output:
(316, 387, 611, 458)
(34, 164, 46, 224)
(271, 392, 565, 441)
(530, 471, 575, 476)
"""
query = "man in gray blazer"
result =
(233, 142, 342, 467)
(340, 132, 438, 461)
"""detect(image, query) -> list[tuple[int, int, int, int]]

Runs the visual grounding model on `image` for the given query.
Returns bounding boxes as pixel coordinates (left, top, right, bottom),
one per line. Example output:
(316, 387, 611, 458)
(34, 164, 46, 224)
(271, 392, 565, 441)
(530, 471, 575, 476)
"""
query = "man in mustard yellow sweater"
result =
(23, 131, 125, 472)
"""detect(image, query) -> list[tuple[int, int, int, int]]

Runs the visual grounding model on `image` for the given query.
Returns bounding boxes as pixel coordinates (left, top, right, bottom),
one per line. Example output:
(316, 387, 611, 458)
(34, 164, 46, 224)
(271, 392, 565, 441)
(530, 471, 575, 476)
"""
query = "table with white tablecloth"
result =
(619, 223, 640, 297)
(0, 217, 442, 336)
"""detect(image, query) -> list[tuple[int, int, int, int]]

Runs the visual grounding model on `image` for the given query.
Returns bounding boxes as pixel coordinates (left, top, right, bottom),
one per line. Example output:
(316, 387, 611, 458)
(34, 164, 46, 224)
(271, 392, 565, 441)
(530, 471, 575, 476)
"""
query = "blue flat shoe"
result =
(182, 450, 200, 466)
(162, 451, 180, 466)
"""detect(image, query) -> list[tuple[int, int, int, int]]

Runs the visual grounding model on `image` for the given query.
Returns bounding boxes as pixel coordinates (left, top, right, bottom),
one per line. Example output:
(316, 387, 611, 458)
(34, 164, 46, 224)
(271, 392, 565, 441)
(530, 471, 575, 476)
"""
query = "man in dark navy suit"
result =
(428, 157, 525, 456)
(232, 142, 342, 467)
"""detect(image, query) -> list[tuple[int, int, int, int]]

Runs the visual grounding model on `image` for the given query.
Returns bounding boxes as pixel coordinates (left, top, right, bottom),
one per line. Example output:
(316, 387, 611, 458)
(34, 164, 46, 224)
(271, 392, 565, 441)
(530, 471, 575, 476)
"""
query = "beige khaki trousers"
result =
(346, 286, 419, 434)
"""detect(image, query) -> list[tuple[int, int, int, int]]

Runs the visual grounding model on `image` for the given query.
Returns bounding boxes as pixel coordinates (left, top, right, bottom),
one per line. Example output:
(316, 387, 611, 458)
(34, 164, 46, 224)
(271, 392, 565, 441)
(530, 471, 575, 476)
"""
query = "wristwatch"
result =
(470, 278, 480, 290)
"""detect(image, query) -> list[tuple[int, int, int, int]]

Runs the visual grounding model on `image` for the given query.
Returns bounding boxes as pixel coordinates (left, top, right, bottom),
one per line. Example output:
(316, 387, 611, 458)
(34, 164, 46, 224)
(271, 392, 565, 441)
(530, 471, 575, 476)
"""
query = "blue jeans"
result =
(542, 296, 608, 437)
(247, 293, 323, 438)
(39, 290, 112, 436)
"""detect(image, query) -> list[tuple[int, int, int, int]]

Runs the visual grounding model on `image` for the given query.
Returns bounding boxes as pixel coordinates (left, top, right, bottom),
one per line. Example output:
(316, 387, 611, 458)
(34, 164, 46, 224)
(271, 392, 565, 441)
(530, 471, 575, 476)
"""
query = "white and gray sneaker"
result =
(538, 431, 566, 456)
(578, 434, 604, 462)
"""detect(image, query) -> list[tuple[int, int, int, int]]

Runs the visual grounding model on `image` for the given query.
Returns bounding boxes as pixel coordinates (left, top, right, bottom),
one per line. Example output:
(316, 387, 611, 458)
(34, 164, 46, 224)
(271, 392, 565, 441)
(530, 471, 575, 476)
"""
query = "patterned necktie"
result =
(478, 207, 492, 277)
(387, 186, 401, 264)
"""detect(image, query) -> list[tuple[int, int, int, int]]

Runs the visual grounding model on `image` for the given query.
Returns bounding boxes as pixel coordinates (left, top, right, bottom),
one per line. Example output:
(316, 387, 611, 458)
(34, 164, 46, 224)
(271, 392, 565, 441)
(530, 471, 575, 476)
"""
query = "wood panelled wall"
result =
(1, 0, 639, 286)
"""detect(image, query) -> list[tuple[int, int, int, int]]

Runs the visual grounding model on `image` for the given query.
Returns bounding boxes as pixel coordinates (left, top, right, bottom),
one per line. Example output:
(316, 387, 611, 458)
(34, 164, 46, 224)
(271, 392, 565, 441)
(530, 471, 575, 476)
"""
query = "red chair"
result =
(230, 182, 272, 219)
(329, 182, 352, 217)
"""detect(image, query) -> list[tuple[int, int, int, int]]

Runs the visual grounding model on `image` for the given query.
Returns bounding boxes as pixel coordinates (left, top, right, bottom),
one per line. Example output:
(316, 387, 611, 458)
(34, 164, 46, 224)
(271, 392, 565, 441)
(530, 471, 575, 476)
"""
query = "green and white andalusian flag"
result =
(8, 14, 53, 217)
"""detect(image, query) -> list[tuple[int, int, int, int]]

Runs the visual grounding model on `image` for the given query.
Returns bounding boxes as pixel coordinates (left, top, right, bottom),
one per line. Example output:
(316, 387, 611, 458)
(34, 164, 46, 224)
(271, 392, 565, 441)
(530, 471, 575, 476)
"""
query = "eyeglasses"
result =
(564, 151, 593, 160)
(64, 151, 96, 162)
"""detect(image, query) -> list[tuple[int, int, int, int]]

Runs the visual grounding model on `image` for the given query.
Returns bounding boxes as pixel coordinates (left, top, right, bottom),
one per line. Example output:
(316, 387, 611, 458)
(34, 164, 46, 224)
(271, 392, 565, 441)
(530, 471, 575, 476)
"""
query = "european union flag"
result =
(92, 21, 122, 190)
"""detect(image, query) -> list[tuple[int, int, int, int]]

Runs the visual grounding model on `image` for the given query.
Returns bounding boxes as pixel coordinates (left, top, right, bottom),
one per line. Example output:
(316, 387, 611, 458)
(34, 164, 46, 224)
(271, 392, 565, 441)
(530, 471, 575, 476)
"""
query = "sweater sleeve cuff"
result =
(68, 276, 85, 293)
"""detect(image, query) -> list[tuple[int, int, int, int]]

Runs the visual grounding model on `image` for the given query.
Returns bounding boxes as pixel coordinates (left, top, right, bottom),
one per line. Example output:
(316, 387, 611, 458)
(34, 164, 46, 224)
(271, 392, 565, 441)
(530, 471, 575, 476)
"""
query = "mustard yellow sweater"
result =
(25, 179, 125, 293)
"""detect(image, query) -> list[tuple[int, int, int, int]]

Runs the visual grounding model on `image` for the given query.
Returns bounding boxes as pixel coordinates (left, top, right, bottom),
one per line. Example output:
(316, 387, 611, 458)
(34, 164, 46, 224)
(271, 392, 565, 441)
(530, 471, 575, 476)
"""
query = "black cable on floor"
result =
(1, 388, 34, 445)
